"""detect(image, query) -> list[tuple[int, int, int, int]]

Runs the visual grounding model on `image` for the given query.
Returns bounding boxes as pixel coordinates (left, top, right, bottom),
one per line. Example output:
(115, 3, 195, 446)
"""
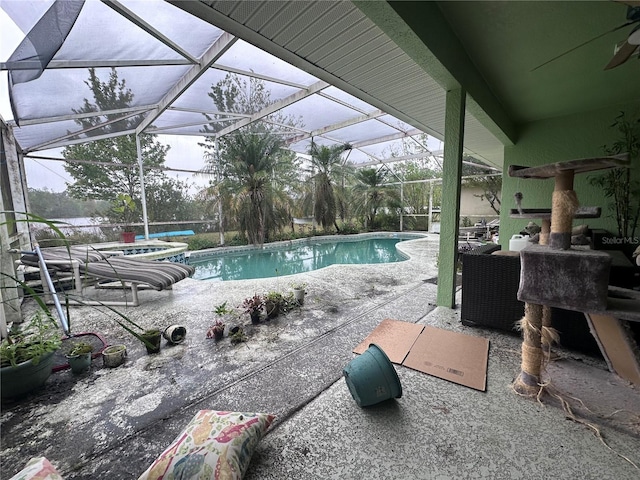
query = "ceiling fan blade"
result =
(531, 21, 632, 71)
(604, 40, 638, 69)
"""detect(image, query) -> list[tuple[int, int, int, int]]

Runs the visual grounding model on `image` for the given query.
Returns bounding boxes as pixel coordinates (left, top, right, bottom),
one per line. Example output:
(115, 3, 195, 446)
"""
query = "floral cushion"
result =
(9, 457, 64, 480)
(138, 410, 275, 480)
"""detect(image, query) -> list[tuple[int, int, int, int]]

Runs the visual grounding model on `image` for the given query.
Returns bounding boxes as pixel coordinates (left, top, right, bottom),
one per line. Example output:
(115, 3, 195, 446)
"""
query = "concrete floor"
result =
(1, 235, 639, 479)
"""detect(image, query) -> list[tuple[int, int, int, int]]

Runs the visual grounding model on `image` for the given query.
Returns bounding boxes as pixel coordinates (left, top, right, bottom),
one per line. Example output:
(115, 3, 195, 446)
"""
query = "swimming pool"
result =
(188, 234, 421, 281)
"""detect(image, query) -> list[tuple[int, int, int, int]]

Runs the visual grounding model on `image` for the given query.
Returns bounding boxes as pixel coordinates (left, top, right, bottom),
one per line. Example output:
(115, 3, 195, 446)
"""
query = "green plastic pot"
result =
(0, 351, 56, 399)
(67, 353, 92, 374)
(343, 344, 402, 407)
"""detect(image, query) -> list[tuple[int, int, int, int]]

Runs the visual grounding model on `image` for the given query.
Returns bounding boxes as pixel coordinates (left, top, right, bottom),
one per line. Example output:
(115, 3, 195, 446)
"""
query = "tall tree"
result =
(200, 73, 303, 243)
(63, 68, 169, 225)
(219, 131, 288, 245)
(306, 143, 353, 231)
(352, 167, 401, 230)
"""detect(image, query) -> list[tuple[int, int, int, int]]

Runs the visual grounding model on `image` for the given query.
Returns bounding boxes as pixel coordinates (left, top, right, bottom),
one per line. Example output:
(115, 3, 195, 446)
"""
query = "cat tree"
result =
(508, 153, 640, 393)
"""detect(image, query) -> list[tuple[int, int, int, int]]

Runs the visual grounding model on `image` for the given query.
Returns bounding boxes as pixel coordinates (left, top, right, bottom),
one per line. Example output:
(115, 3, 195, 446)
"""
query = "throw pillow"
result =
(9, 457, 64, 480)
(138, 410, 275, 480)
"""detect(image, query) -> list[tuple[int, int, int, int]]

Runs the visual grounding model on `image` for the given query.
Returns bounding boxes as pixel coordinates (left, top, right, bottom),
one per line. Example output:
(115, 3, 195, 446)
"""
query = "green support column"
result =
(436, 88, 466, 308)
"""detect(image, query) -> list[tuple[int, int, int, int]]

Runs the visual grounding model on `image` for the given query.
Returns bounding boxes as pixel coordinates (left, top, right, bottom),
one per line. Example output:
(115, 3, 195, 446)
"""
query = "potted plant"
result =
(229, 326, 247, 344)
(242, 294, 264, 324)
(65, 341, 93, 374)
(291, 282, 307, 306)
(0, 311, 62, 399)
(140, 328, 162, 354)
(589, 111, 640, 256)
(264, 291, 285, 319)
(206, 320, 226, 341)
(102, 344, 127, 368)
(206, 301, 233, 340)
(112, 193, 137, 243)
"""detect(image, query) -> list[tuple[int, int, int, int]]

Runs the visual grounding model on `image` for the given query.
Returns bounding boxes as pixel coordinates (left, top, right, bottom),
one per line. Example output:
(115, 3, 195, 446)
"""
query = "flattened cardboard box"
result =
(403, 325, 489, 391)
(352, 319, 424, 364)
(353, 319, 489, 391)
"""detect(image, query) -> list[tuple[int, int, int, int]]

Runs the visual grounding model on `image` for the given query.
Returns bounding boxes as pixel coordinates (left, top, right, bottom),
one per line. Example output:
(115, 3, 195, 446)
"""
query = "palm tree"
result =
(307, 143, 353, 231)
(352, 167, 401, 230)
(220, 130, 287, 245)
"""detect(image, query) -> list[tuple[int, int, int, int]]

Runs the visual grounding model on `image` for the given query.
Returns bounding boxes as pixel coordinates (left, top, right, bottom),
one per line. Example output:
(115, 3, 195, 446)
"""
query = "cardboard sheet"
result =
(403, 326, 490, 391)
(353, 320, 490, 391)
(352, 319, 424, 364)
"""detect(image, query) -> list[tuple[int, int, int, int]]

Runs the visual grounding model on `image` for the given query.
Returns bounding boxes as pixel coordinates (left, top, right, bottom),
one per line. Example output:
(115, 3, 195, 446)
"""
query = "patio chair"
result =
(19, 246, 195, 307)
(460, 244, 602, 356)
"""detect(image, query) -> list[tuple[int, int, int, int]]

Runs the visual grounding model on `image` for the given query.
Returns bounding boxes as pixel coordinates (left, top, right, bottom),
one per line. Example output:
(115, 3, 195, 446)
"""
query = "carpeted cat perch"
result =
(508, 154, 640, 394)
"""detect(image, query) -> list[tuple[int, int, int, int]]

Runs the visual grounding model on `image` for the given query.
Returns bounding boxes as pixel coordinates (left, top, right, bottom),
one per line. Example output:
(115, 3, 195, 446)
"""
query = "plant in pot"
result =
(206, 320, 226, 341)
(102, 344, 127, 368)
(290, 282, 307, 306)
(206, 302, 232, 340)
(242, 294, 264, 324)
(264, 291, 285, 319)
(589, 111, 640, 256)
(140, 328, 162, 354)
(0, 311, 62, 399)
(65, 341, 93, 374)
(112, 193, 137, 243)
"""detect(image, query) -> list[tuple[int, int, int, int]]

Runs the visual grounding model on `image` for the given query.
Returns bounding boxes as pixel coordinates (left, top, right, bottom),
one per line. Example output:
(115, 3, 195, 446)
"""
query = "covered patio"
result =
(1, 236, 638, 478)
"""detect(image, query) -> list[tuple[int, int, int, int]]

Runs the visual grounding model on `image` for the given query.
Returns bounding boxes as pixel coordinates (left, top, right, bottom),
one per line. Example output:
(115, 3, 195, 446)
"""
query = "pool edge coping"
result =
(186, 231, 430, 261)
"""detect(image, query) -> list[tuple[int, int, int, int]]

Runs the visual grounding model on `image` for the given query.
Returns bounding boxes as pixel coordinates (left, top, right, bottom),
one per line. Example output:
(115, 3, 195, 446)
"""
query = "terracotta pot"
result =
(121, 231, 136, 243)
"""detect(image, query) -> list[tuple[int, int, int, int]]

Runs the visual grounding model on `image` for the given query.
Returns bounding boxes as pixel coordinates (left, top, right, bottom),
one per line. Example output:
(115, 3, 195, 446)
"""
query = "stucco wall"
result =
(460, 187, 499, 220)
(500, 102, 640, 248)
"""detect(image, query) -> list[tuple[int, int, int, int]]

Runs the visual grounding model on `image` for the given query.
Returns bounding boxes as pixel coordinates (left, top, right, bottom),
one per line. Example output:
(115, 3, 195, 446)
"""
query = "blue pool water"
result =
(189, 237, 410, 281)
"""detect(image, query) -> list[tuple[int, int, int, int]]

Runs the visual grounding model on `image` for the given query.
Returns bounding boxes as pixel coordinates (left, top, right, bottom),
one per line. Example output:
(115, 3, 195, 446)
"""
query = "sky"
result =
(1, 3, 214, 193)
(1, 1, 444, 194)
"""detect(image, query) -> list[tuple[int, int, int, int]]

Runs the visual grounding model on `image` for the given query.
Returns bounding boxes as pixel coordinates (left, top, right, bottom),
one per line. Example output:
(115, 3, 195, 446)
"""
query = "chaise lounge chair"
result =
(19, 245, 195, 307)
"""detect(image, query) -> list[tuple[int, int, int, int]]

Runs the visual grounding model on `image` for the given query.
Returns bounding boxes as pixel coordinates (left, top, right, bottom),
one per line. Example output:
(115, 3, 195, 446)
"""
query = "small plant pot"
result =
(141, 331, 162, 354)
(163, 325, 187, 345)
(67, 353, 92, 374)
(265, 301, 280, 319)
(214, 329, 224, 341)
(343, 344, 402, 407)
(250, 311, 261, 324)
(121, 231, 136, 243)
(102, 345, 127, 368)
(293, 288, 306, 306)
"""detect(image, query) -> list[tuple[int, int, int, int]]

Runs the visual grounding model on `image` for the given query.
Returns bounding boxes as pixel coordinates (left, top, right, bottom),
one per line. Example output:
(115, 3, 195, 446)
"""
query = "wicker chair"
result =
(461, 244, 523, 333)
(460, 244, 602, 356)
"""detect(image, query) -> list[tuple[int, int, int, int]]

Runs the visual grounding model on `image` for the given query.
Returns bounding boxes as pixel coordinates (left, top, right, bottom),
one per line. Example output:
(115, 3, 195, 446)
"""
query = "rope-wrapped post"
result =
(514, 302, 544, 396)
(537, 218, 557, 353)
(549, 171, 578, 250)
(539, 218, 551, 246)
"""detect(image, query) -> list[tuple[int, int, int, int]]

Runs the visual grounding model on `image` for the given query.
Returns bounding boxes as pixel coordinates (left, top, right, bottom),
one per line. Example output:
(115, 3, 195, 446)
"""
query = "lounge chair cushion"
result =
(137, 410, 275, 480)
(20, 246, 107, 268)
(83, 257, 195, 291)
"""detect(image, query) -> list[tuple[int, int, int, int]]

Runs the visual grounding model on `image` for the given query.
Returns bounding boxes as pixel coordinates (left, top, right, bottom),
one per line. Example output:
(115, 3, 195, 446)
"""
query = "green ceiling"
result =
(435, 1, 639, 124)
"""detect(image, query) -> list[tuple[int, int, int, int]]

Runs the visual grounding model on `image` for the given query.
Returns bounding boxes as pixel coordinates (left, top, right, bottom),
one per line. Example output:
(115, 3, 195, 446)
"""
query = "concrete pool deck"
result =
(1, 235, 639, 479)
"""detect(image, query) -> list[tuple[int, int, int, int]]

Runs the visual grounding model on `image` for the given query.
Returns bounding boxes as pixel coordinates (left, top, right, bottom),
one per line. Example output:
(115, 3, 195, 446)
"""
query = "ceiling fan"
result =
(531, 2, 640, 71)
(604, 3, 640, 69)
